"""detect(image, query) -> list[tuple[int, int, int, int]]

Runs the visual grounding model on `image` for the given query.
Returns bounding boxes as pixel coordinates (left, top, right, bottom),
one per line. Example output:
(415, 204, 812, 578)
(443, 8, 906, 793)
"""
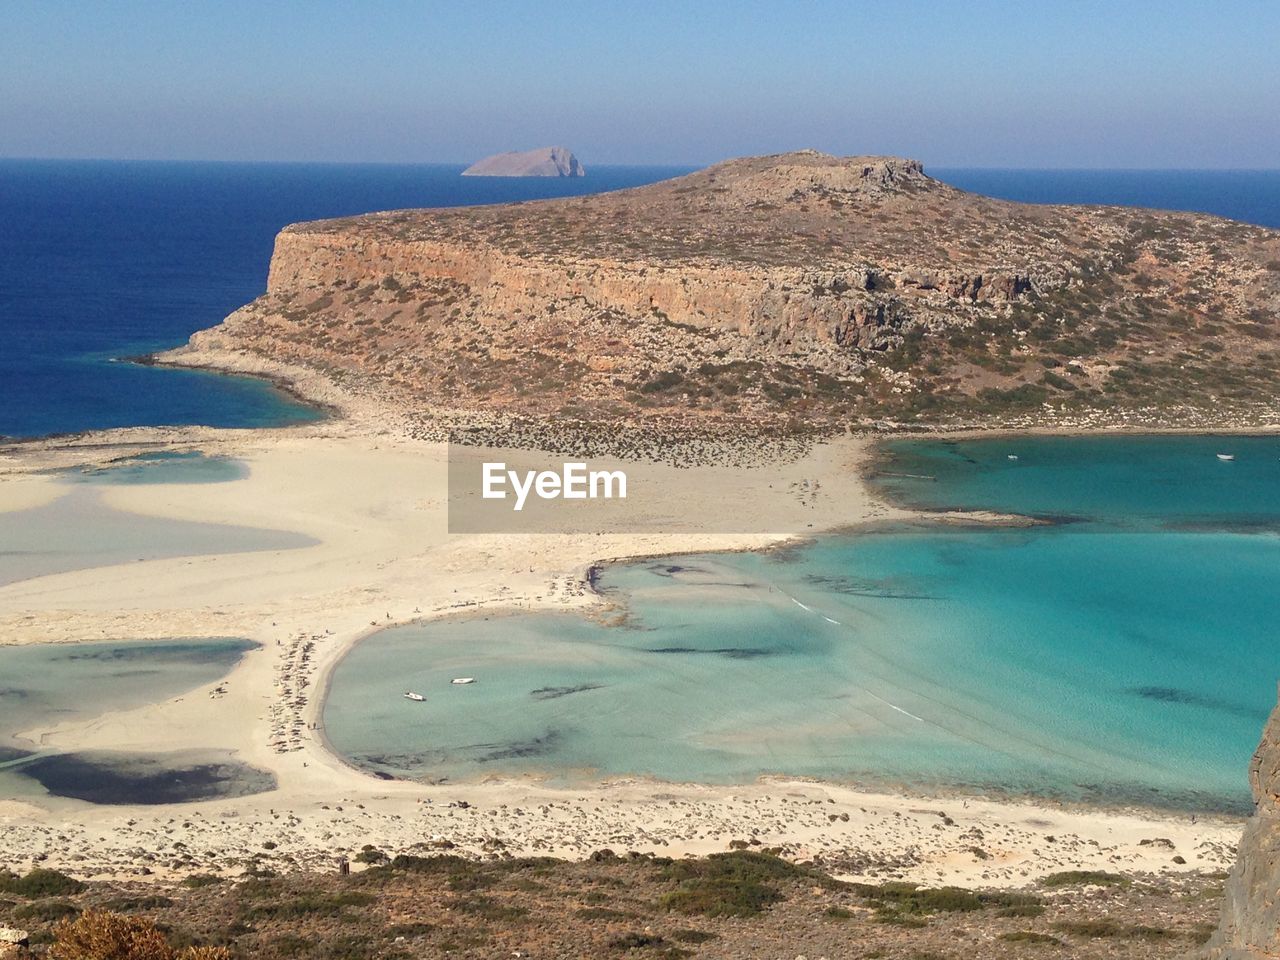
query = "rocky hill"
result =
(461, 146, 584, 177)
(169, 151, 1280, 433)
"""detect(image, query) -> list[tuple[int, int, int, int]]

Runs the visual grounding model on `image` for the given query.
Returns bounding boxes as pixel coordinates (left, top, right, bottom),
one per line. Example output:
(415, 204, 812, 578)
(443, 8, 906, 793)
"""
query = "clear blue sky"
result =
(3, 0, 1277, 167)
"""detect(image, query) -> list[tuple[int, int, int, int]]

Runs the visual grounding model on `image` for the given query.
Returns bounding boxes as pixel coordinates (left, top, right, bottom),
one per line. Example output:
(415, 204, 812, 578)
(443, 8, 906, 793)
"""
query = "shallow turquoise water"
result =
(324, 436, 1280, 813)
(0, 638, 257, 751)
(0, 638, 258, 801)
(872, 435, 1280, 529)
(65, 451, 248, 486)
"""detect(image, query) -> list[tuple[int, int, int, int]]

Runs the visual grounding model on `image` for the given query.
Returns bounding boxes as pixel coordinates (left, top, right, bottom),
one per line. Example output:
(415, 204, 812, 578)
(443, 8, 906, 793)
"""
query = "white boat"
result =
(1006, 455, 1019, 461)
(1217, 453, 1235, 462)
(403, 691, 425, 701)
(451, 677, 475, 685)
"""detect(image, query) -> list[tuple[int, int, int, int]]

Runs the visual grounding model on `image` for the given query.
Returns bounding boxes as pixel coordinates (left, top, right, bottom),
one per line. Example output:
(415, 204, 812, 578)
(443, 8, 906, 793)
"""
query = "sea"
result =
(0, 160, 692, 439)
(2, 161, 1279, 439)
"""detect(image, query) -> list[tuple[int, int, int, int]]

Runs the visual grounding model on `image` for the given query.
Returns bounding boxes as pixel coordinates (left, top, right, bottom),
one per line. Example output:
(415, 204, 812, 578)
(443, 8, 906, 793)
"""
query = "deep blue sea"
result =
(2, 161, 1278, 439)
(935, 168, 1280, 228)
(0, 160, 691, 438)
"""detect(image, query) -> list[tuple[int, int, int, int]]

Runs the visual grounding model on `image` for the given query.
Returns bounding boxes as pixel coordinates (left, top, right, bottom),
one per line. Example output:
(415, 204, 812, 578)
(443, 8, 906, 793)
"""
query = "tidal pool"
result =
(0, 637, 264, 804)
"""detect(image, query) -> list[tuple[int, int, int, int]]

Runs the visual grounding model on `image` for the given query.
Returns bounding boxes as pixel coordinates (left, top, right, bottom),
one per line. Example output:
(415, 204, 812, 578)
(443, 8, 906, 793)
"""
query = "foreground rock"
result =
(1202, 689, 1280, 958)
(0, 927, 28, 960)
(461, 145, 584, 177)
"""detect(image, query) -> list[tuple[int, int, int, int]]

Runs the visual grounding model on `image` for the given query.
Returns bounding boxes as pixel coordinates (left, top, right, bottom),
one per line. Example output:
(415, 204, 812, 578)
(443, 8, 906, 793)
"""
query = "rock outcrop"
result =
(168, 150, 1280, 431)
(1202, 690, 1280, 959)
(0, 928, 28, 960)
(462, 146, 584, 177)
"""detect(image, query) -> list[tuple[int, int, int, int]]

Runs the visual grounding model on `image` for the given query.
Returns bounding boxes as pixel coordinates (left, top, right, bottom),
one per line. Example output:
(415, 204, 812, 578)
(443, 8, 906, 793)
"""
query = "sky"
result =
(2, 0, 1278, 168)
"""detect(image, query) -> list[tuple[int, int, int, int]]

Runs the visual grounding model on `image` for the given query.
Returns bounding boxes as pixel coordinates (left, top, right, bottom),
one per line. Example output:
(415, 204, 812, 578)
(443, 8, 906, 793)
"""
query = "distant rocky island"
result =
(461, 146, 584, 177)
(168, 150, 1280, 435)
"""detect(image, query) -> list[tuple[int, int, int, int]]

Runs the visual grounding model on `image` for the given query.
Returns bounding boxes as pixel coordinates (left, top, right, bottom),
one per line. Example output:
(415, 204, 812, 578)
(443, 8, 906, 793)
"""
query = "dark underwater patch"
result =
(644, 646, 776, 660)
(1162, 517, 1280, 535)
(1129, 686, 1266, 721)
(475, 731, 562, 762)
(52, 639, 256, 666)
(19, 750, 276, 804)
(530, 684, 604, 700)
(803, 573, 938, 600)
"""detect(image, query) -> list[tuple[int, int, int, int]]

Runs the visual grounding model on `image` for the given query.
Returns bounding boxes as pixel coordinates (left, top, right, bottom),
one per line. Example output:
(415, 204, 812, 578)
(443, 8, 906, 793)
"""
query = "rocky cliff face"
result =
(171, 151, 1280, 430)
(1202, 691, 1280, 959)
(461, 146, 584, 177)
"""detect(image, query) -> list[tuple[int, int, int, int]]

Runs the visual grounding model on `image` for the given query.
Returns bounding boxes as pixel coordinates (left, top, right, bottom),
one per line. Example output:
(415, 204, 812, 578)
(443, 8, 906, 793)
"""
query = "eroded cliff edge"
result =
(166, 151, 1280, 432)
(1202, 692, 1280, 959)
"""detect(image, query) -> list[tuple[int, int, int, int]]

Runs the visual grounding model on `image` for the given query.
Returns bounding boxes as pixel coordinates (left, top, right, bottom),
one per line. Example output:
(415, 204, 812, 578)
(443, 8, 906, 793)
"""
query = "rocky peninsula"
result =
(166, 151, 1280, 437)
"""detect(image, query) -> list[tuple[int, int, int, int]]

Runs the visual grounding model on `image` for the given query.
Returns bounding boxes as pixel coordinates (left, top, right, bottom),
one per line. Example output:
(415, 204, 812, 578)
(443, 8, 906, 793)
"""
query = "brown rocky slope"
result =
(1202, 688, 1280, 959)
(169, 151, 1280, 433)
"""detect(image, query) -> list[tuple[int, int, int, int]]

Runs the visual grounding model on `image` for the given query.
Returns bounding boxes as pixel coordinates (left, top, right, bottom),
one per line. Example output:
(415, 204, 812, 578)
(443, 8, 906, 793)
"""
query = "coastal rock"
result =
(1202, 690, 1280, 958)
(461, 146, 584, 177)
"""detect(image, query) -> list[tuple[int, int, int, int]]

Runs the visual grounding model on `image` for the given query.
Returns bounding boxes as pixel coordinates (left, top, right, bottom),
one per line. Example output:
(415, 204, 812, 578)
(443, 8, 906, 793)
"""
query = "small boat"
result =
(1217, 453, 1235, 462)
(451, 677, 475, 685)
(1006, 455, 1019, 461)
(403, 691, 425, 701)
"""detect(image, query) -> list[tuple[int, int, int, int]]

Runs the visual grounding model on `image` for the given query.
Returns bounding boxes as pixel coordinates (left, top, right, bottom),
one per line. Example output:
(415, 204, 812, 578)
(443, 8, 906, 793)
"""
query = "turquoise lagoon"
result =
(65, 450, 249, 486)
(325, 436, 1280, 813)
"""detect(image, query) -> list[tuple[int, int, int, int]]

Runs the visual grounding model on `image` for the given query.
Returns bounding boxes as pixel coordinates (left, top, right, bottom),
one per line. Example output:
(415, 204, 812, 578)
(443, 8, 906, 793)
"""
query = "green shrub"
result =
(103, 895, 174, 912)
(0, 868, 86, 898)
(670, 929, 717, 943)
(385, 854, 472, 873)
(454, 897, 527, 922)
(999, 931, 1061, 944)
(354, 846, 387, 865)
(657, 852, 811, 918)
(14, 899, 81, 922)
(180, 875, 223, 889)
(1054, 919, 1174, 940)
(242, 891, 375, 920)
(1039, 870, 1129, 888)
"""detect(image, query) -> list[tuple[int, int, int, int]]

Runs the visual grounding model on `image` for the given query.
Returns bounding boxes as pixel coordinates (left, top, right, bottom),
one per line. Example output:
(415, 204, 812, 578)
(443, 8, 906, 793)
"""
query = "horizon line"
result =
(3, 154, 1280, 174)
